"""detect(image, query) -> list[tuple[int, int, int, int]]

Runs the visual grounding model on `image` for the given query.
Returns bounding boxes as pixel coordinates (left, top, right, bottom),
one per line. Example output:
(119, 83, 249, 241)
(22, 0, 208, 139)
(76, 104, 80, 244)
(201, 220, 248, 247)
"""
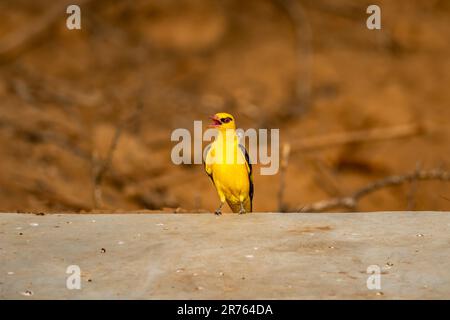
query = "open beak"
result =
(208, 115, 221, 128)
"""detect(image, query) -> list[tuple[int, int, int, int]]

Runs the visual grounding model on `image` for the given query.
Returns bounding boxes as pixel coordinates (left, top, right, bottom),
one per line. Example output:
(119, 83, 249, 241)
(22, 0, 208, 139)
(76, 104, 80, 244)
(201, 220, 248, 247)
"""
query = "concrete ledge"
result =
(1, 212, 449, 299)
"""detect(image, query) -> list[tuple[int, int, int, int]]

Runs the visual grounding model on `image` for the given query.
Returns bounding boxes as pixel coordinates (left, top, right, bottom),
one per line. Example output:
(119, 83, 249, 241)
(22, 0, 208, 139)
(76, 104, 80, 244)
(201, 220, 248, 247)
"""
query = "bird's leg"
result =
(239, 202, 246, 215)
(215, 202, 224, 215)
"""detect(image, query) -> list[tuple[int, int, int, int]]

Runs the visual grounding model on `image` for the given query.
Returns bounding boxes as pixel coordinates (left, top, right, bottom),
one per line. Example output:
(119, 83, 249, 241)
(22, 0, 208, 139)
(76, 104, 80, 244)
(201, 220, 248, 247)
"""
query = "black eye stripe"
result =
(220, 117, 232, 123)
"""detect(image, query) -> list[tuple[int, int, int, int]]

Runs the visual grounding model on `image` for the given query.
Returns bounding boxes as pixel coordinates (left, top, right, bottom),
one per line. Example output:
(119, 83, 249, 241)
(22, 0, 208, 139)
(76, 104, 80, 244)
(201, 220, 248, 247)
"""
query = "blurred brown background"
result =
(0, 0, 449, 213)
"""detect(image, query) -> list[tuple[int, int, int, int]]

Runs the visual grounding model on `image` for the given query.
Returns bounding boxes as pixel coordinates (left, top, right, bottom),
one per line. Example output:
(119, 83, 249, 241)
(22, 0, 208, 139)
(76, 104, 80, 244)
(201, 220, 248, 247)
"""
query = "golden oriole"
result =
(204, 112, 253, 215)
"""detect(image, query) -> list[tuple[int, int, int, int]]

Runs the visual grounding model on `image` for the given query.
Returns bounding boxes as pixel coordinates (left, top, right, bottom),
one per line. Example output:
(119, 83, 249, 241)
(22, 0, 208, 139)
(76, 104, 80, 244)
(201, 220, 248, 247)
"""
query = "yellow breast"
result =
(207, 136, 250, 202)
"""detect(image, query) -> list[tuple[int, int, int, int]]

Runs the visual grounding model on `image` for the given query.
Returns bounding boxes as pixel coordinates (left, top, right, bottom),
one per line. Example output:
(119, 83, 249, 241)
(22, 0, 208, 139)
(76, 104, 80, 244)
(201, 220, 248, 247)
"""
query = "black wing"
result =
(204, 144, 214, 184)
(239, 144, 254, 205)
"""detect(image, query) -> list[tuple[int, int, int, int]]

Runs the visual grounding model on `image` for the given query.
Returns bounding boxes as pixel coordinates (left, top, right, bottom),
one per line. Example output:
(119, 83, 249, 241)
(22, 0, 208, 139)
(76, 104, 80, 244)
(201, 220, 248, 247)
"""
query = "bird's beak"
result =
(208, 115, 221, 128)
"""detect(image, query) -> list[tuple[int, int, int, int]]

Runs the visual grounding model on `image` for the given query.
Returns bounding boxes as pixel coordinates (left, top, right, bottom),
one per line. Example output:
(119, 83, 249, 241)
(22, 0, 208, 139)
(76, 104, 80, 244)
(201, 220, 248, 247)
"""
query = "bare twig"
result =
(0, 116, 91, 160)
(275, 0, 312, 114)
(277, 143, 291, 212)
(311, 158, 343, 197)
(92, 101, 144, 208)
(298, 169, 450, 212)
(291, 123, 424, 154)
(406, 162, 422, 210)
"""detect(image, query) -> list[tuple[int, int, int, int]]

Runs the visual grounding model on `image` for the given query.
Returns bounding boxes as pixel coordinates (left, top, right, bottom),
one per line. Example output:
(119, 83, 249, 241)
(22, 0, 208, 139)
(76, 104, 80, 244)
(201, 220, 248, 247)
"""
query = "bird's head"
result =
(208, 112, 236, 130)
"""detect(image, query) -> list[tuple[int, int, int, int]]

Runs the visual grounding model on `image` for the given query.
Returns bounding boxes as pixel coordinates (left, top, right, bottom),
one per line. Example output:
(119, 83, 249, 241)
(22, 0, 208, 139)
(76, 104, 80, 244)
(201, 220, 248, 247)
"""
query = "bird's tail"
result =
(227, 198, 252, 213)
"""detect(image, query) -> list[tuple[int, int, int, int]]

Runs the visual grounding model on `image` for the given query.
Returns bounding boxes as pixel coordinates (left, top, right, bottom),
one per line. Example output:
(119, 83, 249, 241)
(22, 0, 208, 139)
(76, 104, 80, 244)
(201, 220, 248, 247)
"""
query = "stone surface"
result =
(1, 212, 449, 299)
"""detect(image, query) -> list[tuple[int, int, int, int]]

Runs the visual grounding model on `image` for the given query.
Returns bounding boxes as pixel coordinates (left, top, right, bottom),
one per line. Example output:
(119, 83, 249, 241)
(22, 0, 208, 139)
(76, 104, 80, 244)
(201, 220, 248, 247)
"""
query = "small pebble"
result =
(416, 233, 424, 237)
(100, 248, 106, 253)
(376, 292, 384, 296)
(21, 290, 33, 296)
(29, 223, 39, 227)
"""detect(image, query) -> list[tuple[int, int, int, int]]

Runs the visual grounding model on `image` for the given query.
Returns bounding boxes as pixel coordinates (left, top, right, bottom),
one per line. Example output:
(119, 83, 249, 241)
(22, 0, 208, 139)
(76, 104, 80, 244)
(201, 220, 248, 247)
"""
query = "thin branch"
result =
(277, 143, 291, 212)
(311, 158, 343, 197)
(274, 0, 313, 114)
(0, 116, 91, 160)
(298, 169, 450, 212)
(92, 101, 144, 208)
(290, 123, 424, 154)
(406, 162, 422, 210)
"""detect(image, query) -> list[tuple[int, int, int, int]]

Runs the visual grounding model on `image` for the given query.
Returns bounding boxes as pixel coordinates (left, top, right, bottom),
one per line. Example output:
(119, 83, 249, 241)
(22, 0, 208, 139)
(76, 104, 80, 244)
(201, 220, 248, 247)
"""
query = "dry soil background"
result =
(0, 0, 449, 213)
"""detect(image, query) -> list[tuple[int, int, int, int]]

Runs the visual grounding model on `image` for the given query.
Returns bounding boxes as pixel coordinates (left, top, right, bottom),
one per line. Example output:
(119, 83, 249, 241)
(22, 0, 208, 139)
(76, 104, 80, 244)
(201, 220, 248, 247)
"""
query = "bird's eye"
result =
(221, 117, 232, 123)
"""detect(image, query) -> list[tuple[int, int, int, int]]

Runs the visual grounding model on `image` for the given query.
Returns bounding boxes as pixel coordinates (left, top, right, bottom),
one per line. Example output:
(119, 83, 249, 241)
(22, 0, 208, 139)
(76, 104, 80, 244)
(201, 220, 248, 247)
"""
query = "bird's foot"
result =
(239, 202, 246, 214)
(215, 202, 224, 215)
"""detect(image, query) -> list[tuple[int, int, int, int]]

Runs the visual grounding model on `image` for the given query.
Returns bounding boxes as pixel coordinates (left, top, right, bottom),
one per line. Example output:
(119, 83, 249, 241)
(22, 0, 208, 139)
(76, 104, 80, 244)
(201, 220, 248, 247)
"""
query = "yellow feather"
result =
(205, 113, 253, 213)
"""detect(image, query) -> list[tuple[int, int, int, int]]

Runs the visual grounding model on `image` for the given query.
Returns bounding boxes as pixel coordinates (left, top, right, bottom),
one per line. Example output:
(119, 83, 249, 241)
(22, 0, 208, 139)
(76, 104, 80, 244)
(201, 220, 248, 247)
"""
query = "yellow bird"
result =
(204, 112, 253, 215)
